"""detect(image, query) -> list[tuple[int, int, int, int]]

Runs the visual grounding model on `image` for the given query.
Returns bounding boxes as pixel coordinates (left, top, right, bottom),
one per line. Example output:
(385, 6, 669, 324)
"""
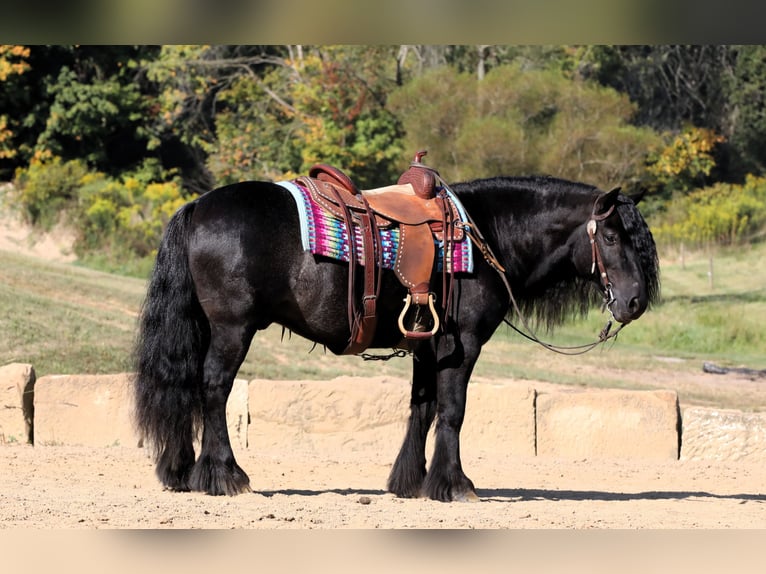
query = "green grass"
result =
(2, 241, 765, 410)
(0, 250, 145, 374)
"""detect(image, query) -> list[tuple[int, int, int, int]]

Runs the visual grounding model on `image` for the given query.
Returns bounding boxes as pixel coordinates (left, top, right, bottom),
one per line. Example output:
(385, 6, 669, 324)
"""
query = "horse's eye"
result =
(603, 233, 618, 246)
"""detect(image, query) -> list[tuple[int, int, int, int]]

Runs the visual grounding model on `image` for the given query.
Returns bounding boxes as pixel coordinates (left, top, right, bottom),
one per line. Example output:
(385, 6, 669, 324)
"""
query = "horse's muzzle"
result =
(609, 283, 647, 324)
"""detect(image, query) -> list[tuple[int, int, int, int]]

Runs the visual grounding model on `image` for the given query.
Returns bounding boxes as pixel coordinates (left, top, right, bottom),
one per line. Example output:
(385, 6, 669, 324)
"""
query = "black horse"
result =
(133, 175, 660, 501)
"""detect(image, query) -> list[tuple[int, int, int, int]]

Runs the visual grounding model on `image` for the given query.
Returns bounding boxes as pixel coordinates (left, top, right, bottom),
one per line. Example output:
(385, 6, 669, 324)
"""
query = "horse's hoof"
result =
(163, 484, 190, 493)
(236, 483, 253, 495)
(454, 490, 480, 502)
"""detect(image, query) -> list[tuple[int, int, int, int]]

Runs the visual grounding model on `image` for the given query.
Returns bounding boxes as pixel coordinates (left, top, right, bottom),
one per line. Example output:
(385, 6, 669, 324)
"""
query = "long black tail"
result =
(133, 202, 208, 481)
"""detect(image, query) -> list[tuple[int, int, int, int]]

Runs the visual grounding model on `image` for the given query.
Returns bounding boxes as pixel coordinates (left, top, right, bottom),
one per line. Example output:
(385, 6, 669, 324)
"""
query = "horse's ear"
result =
(594, 187, 621, 215)
(628, 188, 647, 205)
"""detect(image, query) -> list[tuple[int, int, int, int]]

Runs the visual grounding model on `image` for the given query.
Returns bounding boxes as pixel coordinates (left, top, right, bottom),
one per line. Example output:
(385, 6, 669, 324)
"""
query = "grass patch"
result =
(0, 250, 145, 375)
(2, 242, 765, 411)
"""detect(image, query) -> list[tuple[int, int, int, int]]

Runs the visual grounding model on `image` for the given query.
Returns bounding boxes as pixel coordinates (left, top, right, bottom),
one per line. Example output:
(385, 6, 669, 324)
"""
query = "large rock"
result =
(246, 377, 537, 459)
(247, 377, 411, 455)
(0, 363, 35, 444)
(536, 388, 680, 459)
(34, 373, 249, 451)
(34, 373, 139, 447)
(681, 407, 766, 463)
(458, 381, 536, 457)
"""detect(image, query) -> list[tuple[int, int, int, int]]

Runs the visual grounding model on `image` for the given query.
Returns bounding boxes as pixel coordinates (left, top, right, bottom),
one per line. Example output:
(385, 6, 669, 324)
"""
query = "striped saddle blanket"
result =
(279, 180, 474, 274)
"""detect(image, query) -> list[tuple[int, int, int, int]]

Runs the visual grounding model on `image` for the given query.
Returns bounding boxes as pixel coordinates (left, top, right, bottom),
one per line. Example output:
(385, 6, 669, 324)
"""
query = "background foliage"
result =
(2, 44, 766, 272)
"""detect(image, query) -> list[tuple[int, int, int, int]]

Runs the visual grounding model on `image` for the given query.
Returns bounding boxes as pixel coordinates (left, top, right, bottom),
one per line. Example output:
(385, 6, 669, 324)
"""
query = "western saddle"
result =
(295, 151, 464, 355)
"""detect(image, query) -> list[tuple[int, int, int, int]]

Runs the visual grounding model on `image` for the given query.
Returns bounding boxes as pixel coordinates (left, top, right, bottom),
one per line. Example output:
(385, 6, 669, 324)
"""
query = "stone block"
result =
(0, 363, 35, 444)
(247, 377, 411, 456)
(681, 407, 766, 463)
(457, 381, 537, 457)
(34, 372, 249, 451)
(536, 388, 680, 459)
(246, 377, 537, 460)
(34, 373, 139, 447)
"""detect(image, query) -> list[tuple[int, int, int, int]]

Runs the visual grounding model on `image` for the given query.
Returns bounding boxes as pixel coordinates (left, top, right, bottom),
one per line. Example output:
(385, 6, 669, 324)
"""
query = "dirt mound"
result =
(0, 186, 76, 262)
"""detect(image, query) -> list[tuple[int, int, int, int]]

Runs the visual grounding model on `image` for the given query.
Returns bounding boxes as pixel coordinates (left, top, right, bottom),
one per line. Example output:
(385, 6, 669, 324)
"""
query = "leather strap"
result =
(588, 202, 616, 292)
(324, 182, 358, 340)
(344, 194, 381, 354)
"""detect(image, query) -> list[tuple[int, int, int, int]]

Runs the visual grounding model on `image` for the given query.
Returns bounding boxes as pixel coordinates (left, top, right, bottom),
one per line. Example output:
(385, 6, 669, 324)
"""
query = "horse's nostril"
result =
(628, 296, 641, 314)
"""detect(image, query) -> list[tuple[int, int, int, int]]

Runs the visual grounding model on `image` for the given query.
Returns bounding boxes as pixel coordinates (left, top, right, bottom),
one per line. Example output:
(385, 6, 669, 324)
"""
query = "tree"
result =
(645, 126, 724, 197)
(0, 45, 160, 181)
(206, 45, 405, 188)
(141, 45, 293, 193)
(388, 63, 661, 189)
(580, 46, 733, 132)
(575, 45, 766, 185)
(724, 45, 766, 179)
(35, 65, 147, 171)
(0, 45, 30, 168)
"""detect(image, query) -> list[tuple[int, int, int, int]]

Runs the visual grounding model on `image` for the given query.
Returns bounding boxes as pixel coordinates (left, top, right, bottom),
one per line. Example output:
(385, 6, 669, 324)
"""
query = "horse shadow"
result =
(257, 488, 387, 497)
(475, 488, 766, 503)
(253, 487, 766, 502)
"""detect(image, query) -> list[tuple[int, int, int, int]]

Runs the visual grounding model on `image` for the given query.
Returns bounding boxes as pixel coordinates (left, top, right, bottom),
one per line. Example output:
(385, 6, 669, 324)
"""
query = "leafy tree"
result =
(35, 65, 147, 170)
(724, 45, 766, 178)
(645, 126, 724, 196)
(0, 45, 30, 80)
(580, 46, 732, 133)
(0, 45, 30, 165)
(0, 45, 160, 181)
(207, 45, 405, 188)
(205, 68, 301, 183)
(389, 63, 661, 189)
(575, 45, 766, 185)
(141, 45, 291, 192)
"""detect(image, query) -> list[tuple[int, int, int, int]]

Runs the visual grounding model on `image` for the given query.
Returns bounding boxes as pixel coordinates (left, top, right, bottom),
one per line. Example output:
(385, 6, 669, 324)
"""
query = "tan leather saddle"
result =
(296, 152, 463, 354)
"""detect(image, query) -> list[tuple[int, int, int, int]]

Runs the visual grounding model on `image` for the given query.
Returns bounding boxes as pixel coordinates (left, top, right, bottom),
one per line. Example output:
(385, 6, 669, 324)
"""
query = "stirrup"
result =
(397, 293, 440, 339)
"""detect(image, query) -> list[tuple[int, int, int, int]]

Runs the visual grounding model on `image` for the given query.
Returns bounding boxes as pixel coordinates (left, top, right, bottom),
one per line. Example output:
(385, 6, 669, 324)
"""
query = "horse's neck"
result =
(459, 185, 586, 288)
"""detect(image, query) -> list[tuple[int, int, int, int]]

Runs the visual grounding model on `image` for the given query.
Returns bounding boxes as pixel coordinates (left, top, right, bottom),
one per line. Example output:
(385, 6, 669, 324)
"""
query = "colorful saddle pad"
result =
(278, 180, 474, 274)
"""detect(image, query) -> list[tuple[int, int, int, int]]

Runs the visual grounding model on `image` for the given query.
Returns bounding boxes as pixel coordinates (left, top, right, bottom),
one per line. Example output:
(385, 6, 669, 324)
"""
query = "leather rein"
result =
(444, 177, 625, 356)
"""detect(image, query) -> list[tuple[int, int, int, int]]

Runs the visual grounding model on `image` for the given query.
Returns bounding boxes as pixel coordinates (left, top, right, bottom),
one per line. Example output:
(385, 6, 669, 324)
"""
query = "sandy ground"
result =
(1, 436, 764, 529)
(1, 204, 765, 531)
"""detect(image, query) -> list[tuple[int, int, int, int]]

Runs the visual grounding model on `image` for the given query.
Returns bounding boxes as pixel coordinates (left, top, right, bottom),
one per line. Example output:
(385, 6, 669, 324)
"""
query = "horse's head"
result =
(575, 187, 659, 325)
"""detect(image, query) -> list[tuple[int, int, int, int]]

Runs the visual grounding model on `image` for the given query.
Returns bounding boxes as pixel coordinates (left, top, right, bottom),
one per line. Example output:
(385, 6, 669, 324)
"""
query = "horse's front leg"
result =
(387, 346, 438, 498)
(188, 322, 254, 496)
(422, 338, 480, 502)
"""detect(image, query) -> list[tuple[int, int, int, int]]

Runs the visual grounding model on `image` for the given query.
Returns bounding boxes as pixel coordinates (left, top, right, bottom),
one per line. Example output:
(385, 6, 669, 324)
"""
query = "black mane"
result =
(452, 175, 660, 331)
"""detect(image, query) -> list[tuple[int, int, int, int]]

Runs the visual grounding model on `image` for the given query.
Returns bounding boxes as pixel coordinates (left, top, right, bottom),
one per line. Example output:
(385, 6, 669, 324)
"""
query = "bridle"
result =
(588, 201, 616, 309)
(458, 188, 626, 356)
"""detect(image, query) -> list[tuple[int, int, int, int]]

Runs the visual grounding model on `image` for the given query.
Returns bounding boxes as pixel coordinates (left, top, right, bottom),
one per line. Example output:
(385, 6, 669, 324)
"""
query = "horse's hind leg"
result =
(154, 421, 196, 492)
(188, 322, 255, 496)
(387, 347, 437, 498)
